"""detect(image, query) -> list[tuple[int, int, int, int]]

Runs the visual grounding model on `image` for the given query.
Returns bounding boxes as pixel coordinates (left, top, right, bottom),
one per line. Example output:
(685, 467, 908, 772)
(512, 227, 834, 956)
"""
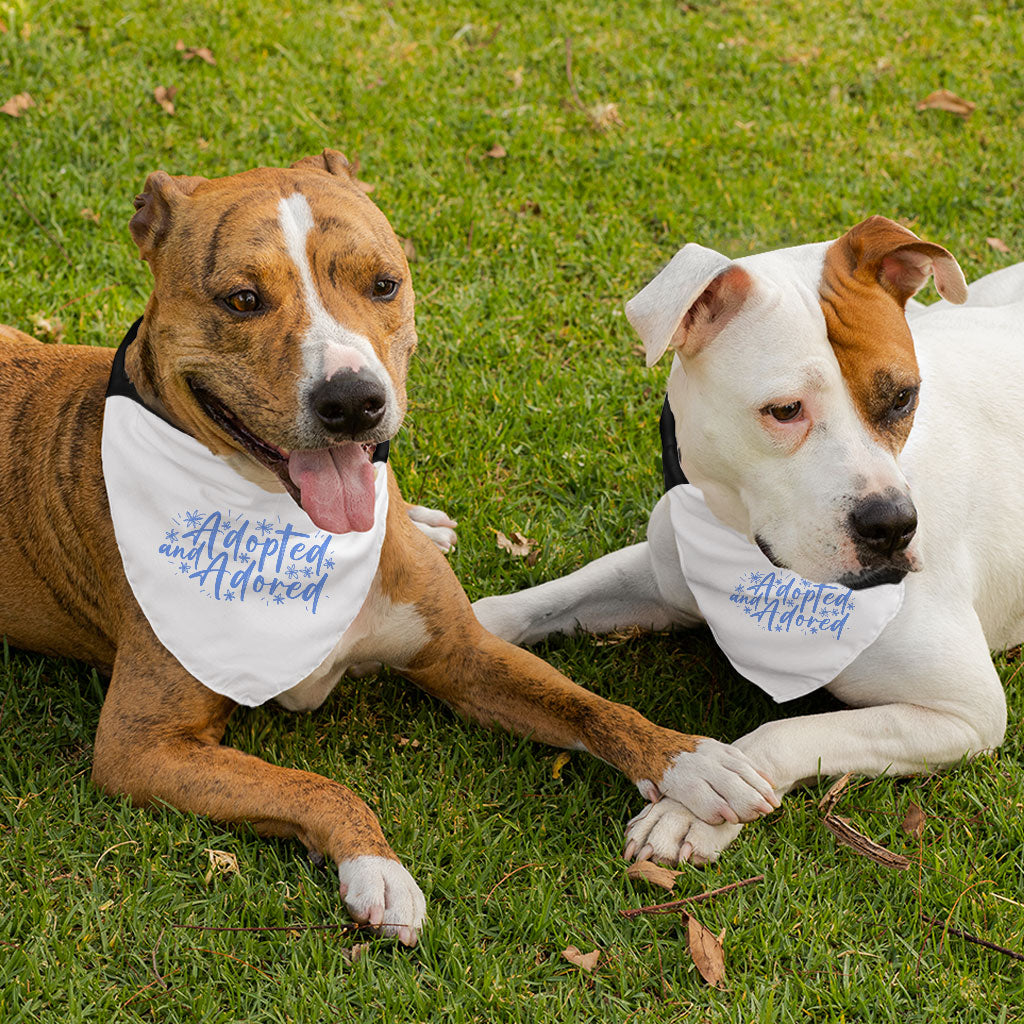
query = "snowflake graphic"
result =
(183, 510, 203, 528)
(239, 552, 250, 563)
(224, 592, 235, 602)
(747, 573, 763, 587)
(808, 627, 818, 635)
(179, 562, 190, 574)
(774, 624, 784, 632)
(324, 557, 335, 570)
(165, 529, 179, 543)
(256, 519, 274, 535)
(302, 566, 314, 578)
(286, 566, 300, 579)
(273, 595, 285, 605)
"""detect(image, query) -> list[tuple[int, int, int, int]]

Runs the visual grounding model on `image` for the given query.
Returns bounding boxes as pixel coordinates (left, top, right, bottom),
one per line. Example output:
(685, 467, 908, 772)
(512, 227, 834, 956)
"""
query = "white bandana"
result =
(667, 484, 904, 702)
(100, 329, 388, 707)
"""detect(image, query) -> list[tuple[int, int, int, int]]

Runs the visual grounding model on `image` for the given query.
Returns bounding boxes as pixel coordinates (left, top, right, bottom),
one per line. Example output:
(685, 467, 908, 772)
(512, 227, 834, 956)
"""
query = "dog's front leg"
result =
(626, 609, 1007, 866)
(473, 494, 700, 645)
(385, 521, 777, 826)
(93, 623, 425, 945)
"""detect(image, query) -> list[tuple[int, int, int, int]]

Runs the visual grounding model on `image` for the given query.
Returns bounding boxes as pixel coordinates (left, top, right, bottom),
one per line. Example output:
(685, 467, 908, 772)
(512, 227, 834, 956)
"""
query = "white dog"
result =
(474, 216, 1021, 865)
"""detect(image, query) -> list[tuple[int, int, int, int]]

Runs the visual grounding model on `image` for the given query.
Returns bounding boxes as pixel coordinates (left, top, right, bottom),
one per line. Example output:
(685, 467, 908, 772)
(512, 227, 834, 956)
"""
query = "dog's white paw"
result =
(648, 737, 780, 825)
(624, 798, 744, 867)
(406, 504, 457, 553)
(337, 855, 426, 947)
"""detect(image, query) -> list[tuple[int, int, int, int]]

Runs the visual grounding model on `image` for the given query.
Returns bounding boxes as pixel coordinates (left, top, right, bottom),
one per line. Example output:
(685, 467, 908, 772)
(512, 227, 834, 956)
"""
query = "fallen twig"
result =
(57, 282, 119, 311)
(822, 814, 910, 870)
(174, 921, 363, 934)
(194, 947, 278, 981)
(1, 177, 73, 265)
(818, 772, 855, 815)
(564, 37, 585, 111)
(818, 772, 911, 869)
(151, 928, 169, 990)
(620, 874, 764, 918)
(922, 914, 1024, 962)
(483, 862, 539, 903)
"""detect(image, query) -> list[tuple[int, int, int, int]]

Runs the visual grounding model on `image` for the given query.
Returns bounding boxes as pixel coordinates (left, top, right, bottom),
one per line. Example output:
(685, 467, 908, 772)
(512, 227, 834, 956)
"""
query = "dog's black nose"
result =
(309, 372, 386, 436)
(849, 492, 917, 559)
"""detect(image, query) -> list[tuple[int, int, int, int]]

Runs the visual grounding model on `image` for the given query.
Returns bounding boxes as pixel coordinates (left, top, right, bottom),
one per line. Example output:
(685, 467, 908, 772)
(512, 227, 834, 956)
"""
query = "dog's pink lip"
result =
(187, 379, 383, 530)
(188, 379, 299, 500)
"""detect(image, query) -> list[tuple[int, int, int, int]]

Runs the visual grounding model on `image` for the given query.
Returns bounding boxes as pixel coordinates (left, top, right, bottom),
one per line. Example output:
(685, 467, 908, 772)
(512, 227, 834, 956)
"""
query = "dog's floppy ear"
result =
(130, 171, 208, 261)
(837, 215, 967, 307)
(625, 244, 753, 367)
(289, 149, 355, 179)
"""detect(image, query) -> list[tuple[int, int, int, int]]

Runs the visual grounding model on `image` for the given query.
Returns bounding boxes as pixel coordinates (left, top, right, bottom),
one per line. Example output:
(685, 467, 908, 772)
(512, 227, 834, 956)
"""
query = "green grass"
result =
(3, 0, 1024, 1019)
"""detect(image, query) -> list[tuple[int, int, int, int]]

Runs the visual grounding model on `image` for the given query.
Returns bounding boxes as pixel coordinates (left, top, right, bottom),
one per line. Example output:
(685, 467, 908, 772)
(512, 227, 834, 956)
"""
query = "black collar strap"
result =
(659, 396, 688, 491)
(107, 319, 390, 464)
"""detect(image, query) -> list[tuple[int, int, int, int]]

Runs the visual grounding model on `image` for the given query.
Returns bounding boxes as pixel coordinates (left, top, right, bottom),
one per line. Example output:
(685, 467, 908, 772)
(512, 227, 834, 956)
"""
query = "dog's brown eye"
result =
(371, 277, 399, 301)
(225, 290, 261, 313)
(768, 402, 802, 422)
(891, 388, 916, 414)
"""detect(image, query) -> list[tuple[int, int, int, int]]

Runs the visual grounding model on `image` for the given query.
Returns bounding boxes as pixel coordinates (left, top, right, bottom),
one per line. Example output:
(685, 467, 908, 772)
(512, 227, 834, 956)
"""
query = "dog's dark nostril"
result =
(310, 373, 386, 436)
(849, 493, 917, 559)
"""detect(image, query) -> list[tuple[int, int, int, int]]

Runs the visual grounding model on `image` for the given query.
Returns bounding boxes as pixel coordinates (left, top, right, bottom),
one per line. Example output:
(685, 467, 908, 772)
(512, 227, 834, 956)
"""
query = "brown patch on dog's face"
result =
(819, 218, 926, 453)
(126, 159, 415, 465)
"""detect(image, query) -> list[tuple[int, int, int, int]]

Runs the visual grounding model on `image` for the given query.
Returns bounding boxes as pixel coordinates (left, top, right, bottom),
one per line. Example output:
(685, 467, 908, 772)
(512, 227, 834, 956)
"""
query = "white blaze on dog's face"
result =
(628, 217, 967, 588)
(126, 150, 417, 535)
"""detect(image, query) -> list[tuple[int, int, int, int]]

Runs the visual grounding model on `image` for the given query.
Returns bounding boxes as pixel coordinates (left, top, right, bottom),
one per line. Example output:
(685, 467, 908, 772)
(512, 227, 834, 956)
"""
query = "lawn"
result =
(2, 0, 1023, 1020)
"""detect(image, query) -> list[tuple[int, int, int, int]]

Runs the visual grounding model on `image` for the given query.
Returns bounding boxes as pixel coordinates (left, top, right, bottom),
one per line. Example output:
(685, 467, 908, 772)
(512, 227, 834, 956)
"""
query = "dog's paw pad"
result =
(337, 855, 426, 947)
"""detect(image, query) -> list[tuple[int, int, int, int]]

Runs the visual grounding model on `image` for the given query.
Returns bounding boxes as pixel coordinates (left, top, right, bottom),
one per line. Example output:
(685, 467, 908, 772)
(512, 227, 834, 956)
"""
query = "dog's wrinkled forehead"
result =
(132, 161, 403, 285)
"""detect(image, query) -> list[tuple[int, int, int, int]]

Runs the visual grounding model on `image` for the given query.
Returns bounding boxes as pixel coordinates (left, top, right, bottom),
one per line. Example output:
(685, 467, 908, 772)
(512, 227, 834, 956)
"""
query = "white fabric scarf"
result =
(101, 333, 388, 707)
(667, 484, 905, 702)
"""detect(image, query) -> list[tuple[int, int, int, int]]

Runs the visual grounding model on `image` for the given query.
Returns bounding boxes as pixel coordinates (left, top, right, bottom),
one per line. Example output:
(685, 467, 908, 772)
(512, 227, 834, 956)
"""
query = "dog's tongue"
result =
(287, 444, 377, 534)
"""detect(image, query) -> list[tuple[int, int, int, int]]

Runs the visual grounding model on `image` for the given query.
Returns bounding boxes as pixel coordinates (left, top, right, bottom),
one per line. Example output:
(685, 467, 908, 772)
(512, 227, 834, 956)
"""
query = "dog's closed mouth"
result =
(838, 565, 910, 590)
(188, 380, 379, 535)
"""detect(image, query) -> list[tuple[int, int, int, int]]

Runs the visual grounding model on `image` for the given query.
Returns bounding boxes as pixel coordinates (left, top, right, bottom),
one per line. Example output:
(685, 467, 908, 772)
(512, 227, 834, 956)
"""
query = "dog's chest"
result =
(275, 579, 430, 712)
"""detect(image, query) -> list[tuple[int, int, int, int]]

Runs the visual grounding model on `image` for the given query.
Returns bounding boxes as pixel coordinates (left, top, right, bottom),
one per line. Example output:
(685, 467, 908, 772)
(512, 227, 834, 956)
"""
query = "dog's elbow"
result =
(951, 690, 1008, 758)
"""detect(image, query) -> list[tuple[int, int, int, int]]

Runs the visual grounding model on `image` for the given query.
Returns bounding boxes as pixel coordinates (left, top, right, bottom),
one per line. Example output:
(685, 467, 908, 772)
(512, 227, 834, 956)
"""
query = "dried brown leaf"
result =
(1, 92, 35, 118)
(80, 207, 101, 224)
(901, 801, 926, 839)
(400, 237, 417, 262)
(203, 848, 240, 884)
(987, 237, 1011, 254)
(684, 911, 727, 989)
(180, 44, 216, 65)
(496, 530, 537, 558)
(780, 47, 821, 66)
(153, 85, 177, 115)
(517, 200, 541, 216)
(486, 143, 508, 159)
(562, 945, 600, 972)
(587, 102, 623, 131)
(823, 814, 911, 869)
(916, 88, 975, 118)
(341, 942, 369, 963)
(30, 313, 64, 344)
(626, 859, 681, 891)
